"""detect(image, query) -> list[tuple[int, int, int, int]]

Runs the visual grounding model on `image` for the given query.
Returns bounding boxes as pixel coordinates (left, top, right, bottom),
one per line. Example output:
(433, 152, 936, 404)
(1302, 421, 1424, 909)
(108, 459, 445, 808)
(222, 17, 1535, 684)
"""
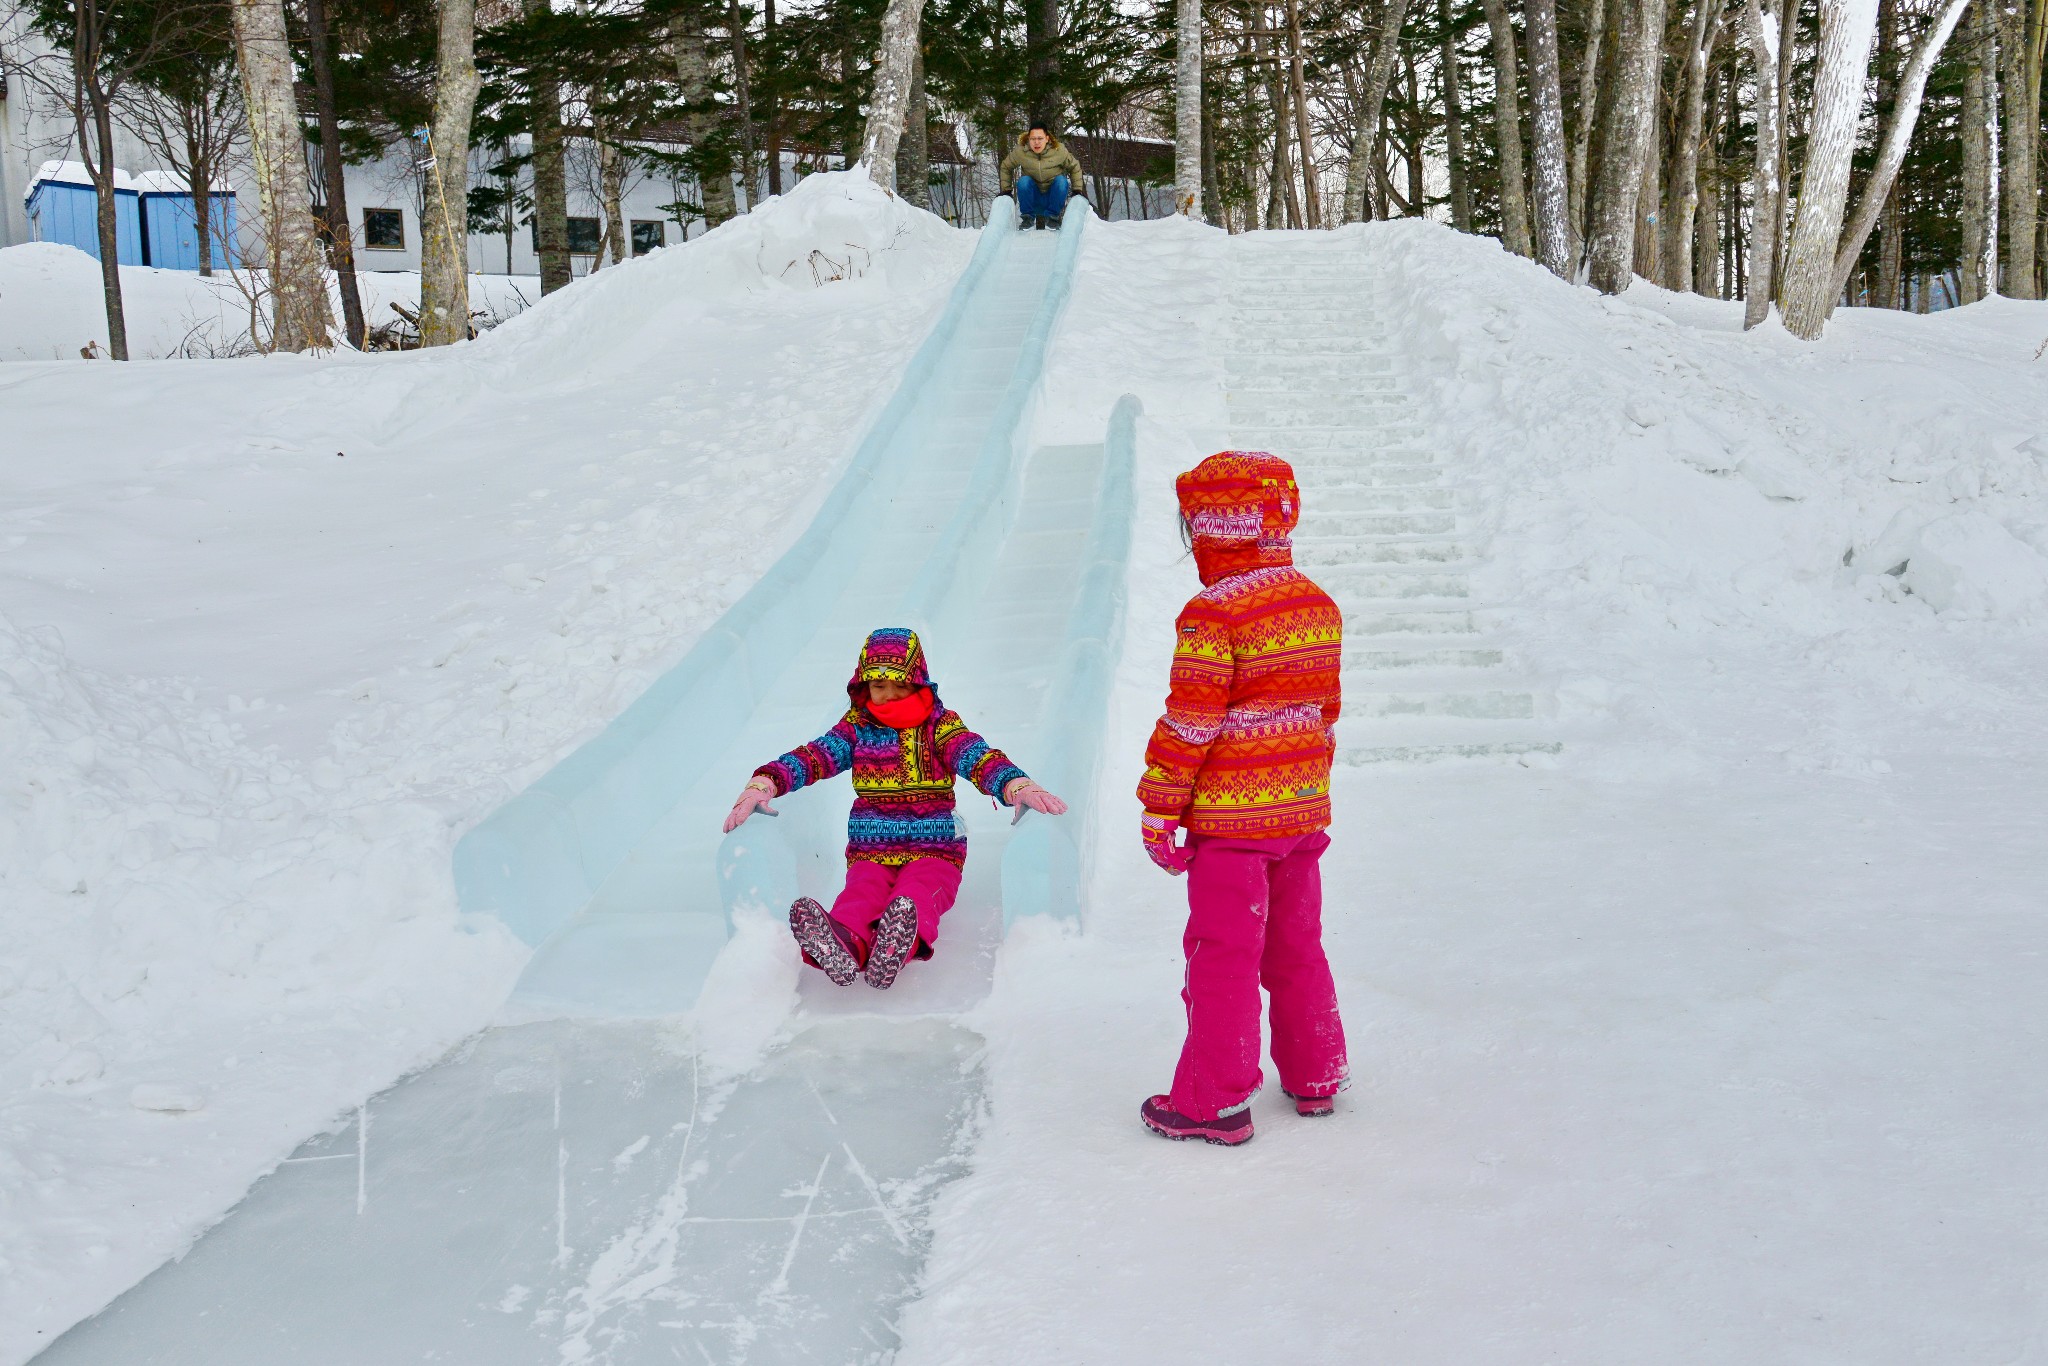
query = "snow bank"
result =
(0, 242, 546, 361)
(0, 170, 972, 1360)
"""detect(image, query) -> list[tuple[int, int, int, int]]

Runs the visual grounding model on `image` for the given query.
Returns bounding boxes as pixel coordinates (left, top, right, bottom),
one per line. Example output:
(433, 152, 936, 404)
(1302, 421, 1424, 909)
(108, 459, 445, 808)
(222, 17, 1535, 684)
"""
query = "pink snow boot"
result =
(1284, 1089, 1336, 1118)
(790, 897, 861, 986)
(862, 895, 919, 990)
(1140, 1095, 1254, 1147)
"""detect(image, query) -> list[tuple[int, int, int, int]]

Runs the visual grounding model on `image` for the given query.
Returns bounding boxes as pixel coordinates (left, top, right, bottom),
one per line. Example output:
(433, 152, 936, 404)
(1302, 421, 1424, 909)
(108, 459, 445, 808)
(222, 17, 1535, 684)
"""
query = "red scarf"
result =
(867, 686, 935, 729)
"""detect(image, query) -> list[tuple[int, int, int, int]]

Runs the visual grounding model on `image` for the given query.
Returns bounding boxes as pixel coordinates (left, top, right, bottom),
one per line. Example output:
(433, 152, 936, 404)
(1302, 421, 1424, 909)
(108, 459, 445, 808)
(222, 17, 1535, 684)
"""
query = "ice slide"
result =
(39, 200, 1140, 1365)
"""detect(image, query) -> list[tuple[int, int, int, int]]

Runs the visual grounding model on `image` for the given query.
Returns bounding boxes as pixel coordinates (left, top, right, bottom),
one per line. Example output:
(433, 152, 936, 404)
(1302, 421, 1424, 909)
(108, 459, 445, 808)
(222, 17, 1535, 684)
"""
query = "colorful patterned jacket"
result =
(754, 628, 1027, 869)
(1138, 453, 1344, 839)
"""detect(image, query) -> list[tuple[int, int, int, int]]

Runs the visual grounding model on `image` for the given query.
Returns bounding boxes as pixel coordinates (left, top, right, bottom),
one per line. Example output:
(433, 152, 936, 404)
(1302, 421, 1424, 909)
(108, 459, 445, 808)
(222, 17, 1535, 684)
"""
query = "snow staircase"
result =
(1226, 240, 1559, 765)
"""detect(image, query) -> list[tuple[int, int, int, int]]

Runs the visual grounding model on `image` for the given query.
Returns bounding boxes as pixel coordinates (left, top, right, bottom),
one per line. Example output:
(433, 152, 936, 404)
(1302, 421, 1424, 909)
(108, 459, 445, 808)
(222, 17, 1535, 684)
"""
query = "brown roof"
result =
(1061, 133, 1173, 182)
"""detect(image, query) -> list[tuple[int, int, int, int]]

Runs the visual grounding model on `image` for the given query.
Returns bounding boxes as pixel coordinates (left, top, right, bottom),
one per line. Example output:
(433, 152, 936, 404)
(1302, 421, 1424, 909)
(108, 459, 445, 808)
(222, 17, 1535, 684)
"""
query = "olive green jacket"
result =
(999, 132, 1084, 194)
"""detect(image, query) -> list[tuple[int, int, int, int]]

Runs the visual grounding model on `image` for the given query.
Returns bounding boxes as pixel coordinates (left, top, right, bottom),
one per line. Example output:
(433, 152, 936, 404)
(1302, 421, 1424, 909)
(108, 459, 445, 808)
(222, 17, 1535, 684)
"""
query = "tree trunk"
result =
(1998, 0, 2045, 298)
(1694, 67, 1724, 294)
(1873, 0, 1901, 306)
(900, 39, 931, 206)
(1961, 0, 1996, 301)
(1635, 89, 1661, 280)
(1778, 0, 1880, 339)
(676, 16, 737, 225)
(188, 151, 213, 277)
(764, 0, 784, 196)
(597, 123, 628, 264)
(861, 0, 926, 174)
(1202, 83, 1224, 225)
(229, 0, 334, 350)
(1479, 0, 1532, 255)
(1258, 20, 1304, 227)
(523, 0, 572, 289)
(1285, 0, 1322, 226)
(1665, 0, 1726, 291)
(1524, 0, 1572, 273)
(419, 0, 479, 348)
(1176, 0, 1204, 215)
(1585, 0, 1667, 292)
(1441, 0, 1473, 231)
(1823, 0, 1973, 306)
(1027, 0, 1061, 124)
(729, 0, 758, 205)
(1342, 0, 1414, 221)
(1569, 0, 1607, 255)
(80, 90, 130, 360)
(305, 0, 366, 348)
(1739, 0, 1784, 326)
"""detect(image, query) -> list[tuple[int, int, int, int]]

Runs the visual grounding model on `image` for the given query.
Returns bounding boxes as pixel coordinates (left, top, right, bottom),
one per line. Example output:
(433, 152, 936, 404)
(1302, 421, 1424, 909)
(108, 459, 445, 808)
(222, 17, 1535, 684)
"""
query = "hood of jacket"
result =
(1177, 451, 1300, 586)
(846, 627, 936, 712)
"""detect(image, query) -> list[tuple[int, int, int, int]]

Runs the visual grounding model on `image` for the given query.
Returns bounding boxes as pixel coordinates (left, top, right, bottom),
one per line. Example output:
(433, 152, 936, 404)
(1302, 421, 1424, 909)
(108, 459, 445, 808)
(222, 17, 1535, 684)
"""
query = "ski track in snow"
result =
(0, 173, 973, 1363)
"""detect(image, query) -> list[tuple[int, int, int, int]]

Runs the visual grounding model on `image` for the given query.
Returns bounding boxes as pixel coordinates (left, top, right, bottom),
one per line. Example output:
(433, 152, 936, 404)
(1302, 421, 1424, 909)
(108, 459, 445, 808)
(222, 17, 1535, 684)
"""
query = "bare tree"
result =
(230, 0, 333, 349)
(521, 0, 571, 292)
(118, 44, 245, 280)
(1664, 0, 1727, 290)
(1341, 0, 1413, 222)
(1569, 0, 1607, 252)
(1440, 0, 1472, 231)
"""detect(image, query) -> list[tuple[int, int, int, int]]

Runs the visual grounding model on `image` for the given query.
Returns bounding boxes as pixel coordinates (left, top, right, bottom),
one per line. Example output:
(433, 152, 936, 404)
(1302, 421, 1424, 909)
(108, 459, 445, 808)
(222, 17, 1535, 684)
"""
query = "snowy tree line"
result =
(4, 0, 2043, 355)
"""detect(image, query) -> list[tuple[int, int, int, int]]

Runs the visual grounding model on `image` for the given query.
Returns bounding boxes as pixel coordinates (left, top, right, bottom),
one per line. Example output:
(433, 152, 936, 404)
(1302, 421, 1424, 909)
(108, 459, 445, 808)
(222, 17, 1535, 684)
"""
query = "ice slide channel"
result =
(39, 203, 1141, 1366)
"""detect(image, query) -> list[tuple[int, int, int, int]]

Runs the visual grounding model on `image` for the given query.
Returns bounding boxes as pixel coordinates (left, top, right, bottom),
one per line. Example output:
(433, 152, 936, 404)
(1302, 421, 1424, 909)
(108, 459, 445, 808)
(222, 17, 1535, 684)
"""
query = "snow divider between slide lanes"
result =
(1000, 393, 1139, 927)
(451, 207, 1015, 949)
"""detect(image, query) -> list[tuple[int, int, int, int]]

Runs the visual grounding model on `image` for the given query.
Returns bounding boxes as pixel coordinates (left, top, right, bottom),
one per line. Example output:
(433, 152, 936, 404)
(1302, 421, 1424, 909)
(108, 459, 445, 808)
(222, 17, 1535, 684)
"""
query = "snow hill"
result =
(0, 171, 973, 1359)
(7, 181, 2048, 1362)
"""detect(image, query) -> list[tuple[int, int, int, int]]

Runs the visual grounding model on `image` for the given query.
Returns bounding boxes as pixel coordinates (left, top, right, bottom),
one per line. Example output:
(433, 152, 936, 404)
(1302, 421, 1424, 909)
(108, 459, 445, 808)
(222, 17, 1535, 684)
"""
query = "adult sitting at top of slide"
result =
(1000, 124, 1085, 230)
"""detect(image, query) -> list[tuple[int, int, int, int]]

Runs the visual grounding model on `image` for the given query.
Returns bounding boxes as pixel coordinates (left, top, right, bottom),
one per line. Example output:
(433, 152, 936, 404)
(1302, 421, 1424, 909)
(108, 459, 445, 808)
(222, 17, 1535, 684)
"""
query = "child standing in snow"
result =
(723, 627, 1067, 989)
(1136, 452, 1348, 1146)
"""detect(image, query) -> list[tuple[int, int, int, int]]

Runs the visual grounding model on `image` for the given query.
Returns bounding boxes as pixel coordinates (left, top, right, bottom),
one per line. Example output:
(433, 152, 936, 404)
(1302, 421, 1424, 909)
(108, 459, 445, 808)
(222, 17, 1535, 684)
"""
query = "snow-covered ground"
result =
(894, 219, 2048, 1361)
(0, 243, 548, 361)
(8, 188, 2048, 1363)
(0, 171, 973, 1361)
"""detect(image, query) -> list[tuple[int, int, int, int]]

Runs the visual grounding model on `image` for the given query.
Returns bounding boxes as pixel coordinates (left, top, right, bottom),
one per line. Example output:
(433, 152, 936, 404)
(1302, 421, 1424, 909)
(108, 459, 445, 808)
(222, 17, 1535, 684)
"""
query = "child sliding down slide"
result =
(1136, 452, 1349, 1147)
(723, 628, 1067, 989)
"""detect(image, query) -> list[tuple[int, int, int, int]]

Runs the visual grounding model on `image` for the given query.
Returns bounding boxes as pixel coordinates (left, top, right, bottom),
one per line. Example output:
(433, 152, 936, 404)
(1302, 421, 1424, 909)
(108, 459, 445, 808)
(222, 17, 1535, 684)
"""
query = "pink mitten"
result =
(722, 780, 779, 834)
(1141, 814, 1192, 875)
(1004, 778, 1069, 823)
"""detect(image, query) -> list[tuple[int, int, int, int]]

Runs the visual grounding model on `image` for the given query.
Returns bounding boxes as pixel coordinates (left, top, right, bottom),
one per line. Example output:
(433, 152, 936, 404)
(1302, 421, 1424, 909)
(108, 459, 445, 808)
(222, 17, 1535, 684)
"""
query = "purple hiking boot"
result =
(1140, 1095, 1254, 1147)
(1284, 1089, 1336, 1118)
(789, 897, 860, 986)
(862, 894, 919, 990)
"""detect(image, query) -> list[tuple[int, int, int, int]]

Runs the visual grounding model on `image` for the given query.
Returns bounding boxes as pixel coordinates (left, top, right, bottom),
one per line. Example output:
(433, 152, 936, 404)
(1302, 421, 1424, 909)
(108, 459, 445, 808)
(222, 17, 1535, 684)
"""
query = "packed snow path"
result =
(36, 202, 1126, 1366)
(1226, 238, 1558, 763)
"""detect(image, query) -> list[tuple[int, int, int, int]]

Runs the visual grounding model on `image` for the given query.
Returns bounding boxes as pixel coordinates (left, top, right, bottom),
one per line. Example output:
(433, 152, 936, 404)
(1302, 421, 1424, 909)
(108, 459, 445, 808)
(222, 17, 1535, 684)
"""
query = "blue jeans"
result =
(1016, 175, 1071, 221)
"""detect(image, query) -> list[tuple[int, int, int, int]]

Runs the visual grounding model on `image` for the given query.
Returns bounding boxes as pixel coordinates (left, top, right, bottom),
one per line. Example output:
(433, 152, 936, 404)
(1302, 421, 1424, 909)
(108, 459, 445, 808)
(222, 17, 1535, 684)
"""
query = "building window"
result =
(362, 208, 405, 250)
(631, 220, 665, 256)
(566, 216, 601, 255)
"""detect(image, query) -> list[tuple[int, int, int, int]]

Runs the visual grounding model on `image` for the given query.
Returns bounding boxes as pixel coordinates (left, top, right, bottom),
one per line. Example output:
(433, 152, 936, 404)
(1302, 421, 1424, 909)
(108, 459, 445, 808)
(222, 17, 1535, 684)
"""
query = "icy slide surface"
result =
(39, 200, 1138, 1365)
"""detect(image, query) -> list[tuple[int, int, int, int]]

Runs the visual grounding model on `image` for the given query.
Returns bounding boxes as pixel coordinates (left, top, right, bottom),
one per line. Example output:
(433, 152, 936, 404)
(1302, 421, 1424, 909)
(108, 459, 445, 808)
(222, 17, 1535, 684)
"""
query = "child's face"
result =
(868, 677, 915, 704)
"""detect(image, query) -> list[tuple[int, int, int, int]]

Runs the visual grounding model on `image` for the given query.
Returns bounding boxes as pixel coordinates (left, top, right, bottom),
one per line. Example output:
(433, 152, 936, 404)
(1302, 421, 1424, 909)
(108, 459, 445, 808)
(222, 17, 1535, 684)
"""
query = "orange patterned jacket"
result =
(1138, 452, 1343, 839)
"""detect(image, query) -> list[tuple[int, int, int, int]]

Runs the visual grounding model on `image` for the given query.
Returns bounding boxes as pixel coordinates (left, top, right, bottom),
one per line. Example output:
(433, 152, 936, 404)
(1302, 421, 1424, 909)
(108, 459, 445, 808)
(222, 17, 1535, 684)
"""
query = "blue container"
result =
(25, 176, 143, 265)
(139, 189, 239, 270)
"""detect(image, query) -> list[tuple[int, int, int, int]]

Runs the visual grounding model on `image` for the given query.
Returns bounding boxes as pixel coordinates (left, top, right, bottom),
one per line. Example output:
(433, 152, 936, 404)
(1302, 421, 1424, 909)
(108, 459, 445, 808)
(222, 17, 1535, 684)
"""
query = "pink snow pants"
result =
(830, 858, 962, 961)
(1170, 829, 1347, 1121)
